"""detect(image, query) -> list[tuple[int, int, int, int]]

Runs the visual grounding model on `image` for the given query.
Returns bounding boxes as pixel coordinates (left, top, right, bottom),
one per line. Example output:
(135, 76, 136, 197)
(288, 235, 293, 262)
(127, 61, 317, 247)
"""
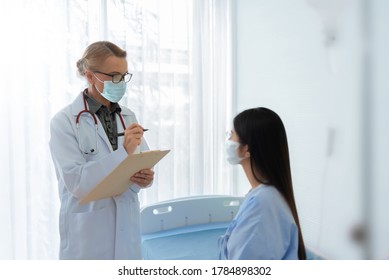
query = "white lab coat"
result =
(49, 92, 150, 260)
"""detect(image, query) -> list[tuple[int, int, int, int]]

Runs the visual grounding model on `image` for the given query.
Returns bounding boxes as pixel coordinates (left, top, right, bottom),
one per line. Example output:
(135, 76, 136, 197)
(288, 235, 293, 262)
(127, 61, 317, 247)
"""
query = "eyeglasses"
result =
(93, 70, 133, 83)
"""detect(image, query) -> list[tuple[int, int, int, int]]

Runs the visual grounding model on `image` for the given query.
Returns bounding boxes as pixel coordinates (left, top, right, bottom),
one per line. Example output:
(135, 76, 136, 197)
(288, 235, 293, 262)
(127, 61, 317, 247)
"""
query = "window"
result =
(0, 0, 233, 259)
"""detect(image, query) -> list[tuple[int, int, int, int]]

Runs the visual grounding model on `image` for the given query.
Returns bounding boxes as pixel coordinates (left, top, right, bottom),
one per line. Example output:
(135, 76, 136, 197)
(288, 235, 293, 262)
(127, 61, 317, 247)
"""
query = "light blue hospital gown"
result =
(218, 185, 299, 259)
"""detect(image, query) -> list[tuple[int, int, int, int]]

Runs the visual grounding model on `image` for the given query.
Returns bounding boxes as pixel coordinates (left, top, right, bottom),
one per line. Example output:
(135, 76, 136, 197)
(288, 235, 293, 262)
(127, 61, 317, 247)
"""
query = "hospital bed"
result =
(140, 195, 243, 260)
(140, 195, 324, 260)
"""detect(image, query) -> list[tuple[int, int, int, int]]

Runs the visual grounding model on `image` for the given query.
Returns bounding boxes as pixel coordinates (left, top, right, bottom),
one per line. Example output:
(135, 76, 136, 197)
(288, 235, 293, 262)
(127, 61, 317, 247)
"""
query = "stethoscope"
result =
(76, 89, 126, 155)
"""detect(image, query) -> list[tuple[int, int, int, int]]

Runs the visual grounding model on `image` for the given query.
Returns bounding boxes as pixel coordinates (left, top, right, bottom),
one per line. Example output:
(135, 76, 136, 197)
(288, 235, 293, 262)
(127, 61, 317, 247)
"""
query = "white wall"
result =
(370, 0, 389, 260)
(233, 0, 377, 259)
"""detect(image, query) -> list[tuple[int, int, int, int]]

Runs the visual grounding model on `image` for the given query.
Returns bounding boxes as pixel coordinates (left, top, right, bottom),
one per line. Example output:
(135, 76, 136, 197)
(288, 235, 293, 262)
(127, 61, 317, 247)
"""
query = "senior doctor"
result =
(49, 41, 154, 260)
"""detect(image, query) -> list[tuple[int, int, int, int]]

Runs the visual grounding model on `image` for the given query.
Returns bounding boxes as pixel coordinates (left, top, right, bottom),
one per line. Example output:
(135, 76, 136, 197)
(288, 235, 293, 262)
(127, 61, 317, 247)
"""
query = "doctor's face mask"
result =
(93, 72, 126, 103)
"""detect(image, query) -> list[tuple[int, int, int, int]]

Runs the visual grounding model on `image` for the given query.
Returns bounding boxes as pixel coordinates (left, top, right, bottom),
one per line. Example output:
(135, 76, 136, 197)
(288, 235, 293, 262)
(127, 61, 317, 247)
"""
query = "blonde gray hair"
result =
(76, 41, 127, 76)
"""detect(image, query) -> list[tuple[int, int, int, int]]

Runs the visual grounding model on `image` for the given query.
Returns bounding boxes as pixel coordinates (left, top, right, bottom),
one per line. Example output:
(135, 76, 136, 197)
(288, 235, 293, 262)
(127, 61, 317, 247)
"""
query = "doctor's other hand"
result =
(130, 169, 154, 188)
(123, 123, 144, 154)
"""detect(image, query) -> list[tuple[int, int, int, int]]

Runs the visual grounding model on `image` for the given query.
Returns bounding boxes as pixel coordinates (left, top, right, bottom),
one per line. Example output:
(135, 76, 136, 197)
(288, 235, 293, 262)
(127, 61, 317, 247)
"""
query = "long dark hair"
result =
(234, 107, 306, 260)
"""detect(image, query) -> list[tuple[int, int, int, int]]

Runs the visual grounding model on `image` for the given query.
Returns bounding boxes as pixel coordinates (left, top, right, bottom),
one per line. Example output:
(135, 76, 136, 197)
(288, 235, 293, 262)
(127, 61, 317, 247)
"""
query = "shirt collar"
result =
(83, 90, 122, 114)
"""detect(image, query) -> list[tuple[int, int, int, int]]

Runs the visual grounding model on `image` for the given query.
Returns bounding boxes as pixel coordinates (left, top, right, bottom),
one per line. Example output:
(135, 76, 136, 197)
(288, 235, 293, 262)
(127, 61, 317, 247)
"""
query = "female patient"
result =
(219, 107, 306, 260)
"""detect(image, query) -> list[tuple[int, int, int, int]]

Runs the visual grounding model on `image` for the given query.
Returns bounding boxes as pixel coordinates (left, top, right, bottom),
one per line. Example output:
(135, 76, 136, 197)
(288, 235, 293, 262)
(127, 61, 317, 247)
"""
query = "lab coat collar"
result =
(70, 91, 134, 152)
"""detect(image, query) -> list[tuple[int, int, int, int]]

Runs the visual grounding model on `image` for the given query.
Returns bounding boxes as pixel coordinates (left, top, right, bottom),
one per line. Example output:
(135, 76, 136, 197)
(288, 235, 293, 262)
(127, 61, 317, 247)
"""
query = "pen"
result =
(117, 129, 148, 137)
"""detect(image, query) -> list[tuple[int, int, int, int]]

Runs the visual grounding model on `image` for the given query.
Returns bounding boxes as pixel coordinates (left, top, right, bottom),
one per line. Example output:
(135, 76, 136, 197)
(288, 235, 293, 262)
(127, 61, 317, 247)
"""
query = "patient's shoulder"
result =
(250, 185, 290, 213)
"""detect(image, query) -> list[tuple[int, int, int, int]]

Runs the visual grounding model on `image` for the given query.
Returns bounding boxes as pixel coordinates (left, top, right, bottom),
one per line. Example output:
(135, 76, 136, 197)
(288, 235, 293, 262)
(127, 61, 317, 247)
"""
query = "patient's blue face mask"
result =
(93, 73, 126, 103)
(225, 140, 245, 165)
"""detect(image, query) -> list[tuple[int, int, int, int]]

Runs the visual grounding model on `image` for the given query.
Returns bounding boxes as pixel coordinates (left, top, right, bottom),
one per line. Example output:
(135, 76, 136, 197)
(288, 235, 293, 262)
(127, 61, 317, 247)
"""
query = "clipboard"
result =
(79, 150, 170, 204)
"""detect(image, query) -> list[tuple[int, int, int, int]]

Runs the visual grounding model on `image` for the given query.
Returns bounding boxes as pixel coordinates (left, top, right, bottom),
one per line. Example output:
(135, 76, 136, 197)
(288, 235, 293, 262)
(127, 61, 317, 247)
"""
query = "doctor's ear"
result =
(85, 70, 94, 84)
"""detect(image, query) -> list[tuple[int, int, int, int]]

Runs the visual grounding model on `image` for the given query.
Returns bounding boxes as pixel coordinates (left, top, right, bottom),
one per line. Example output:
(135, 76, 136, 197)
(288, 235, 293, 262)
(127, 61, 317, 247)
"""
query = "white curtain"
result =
(0, 0, 233, 259)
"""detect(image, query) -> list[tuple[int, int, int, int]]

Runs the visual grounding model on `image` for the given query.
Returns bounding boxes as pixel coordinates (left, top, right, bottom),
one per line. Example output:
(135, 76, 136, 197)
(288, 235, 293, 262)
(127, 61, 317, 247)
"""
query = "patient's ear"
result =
(241, 144, 250, 158)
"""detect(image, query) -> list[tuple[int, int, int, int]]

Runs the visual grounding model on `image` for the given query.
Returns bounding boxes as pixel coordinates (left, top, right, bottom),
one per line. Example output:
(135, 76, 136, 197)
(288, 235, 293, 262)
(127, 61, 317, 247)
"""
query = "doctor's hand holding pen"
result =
(122, 123, 154, 188)
(122, 123, 147, 155)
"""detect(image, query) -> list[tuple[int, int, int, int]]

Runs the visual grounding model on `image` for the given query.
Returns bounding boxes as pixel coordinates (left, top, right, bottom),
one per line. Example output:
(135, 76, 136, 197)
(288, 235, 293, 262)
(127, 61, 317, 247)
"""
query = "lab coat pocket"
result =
(113, 191, 141, 259)
(127, 192, 141, 244)
(68, 206, 115, 259)
(128, 196, 142, 259)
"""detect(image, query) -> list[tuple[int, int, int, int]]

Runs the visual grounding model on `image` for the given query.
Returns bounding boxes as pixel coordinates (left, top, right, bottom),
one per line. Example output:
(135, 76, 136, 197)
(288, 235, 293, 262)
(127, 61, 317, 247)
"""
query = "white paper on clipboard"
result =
(79, 150, 170, 205)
